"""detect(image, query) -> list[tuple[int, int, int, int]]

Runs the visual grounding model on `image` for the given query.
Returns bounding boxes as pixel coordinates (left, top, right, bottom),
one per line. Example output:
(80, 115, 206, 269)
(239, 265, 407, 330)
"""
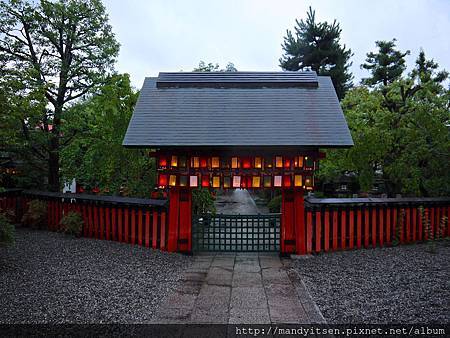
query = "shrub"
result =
(192, 188, 216, 214)
(0, 213, 15, 246)
(21, 200, 48, 229)
(59, 211, 84, 236)
(267, 195, 282, 213)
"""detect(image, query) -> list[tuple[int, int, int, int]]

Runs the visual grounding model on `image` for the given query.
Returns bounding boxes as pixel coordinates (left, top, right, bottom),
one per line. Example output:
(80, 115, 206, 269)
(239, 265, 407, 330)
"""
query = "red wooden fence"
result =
(304, 197, 450, 254)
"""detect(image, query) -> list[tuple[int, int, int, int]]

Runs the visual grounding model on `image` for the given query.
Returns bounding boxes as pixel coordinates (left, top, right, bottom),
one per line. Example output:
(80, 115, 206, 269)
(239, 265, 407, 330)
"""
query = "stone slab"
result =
(230, 286, 267, 309)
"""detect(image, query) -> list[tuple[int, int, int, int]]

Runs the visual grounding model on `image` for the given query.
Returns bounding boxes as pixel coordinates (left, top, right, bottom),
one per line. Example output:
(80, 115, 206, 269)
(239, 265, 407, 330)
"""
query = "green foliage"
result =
(0, 0, 120, 191)
(0, 213, 15, 246)
(267, 195, 282, 213)
(279, 7, 353, 99)
(60, 211, 83, 236)
(193, 61, 237, 72)
(318, 47, 450, 197)
(192, 188, 216, 214)
(21, 200, 48, 229)
(60, 74, 155, 197)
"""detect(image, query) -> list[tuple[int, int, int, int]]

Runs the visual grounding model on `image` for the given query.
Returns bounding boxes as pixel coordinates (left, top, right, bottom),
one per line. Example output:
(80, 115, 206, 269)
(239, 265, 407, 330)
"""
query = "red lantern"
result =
(200, 157, 208, 168)
(159, 157, 167, 167)
(283, 175, 291, 187)
(284, 158, 291, 169)
(201, 175, 210, 187)
(242, 158, 251, 169)
(158, 174, 168, 187)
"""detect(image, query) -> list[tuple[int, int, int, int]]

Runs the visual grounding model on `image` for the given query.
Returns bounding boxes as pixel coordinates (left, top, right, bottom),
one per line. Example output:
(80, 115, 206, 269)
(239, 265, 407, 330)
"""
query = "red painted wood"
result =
(349, 210, 354, 249)
(105, 207, 111, 240)
(152, 211, 158, 249)
(371, 208, 377, 248)
(436, 207, 441, 238)
(160, 211, 166, 250)
(405, 207, 411, 243)
(138, 209, 143, 246)
(332, 210, 338, 251)
(324, 210, 330, 252)
(306, 210, 312, 254)
(356, 209, 362, 249)
(131, 209, 136, 245)
(87, 205, 93, 237)
(392, 208, 398, 242)
(447, 206, 450, 237)
(364, 209, 370, 248)
(424, 208, 429, 241)
(315, 210, 321, 253)
(412, 208, 417, 242)
(386, 208, 391, 244)
(145, 211, 150, 248)
(47, 201, 52, 230)
(118, 208, 123, 242)
(81, 205, 88, 237)
(379, 208, 384, 247)
(341, 210, 346, 250)
(418, 208, 423, 241)
(93, 206, 99, 238)
(57, 201, 63, 229)
(111, 208, 117, 241)
(178, 188, 193, 252)
(294, 190, 305, 255)
(168, 188, 180, 252)
(99, 206, 104, 240)
(124, 208, 129, 243)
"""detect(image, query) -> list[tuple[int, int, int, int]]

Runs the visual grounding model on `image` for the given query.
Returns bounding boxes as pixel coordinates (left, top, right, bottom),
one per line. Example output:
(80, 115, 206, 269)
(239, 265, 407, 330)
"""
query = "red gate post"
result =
(167, 188, 180, 252)
(281, 189, 303, 255)
(178, 188, 192, 253)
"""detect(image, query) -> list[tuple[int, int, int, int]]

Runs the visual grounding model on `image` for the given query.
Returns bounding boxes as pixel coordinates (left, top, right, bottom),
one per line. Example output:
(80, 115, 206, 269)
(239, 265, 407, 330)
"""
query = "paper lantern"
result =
(252, 176, 261, 188)
(179, 156, 187, 168)
(263, 175, 272, 188)
(212, 176, 220, 188)
(200, 157, 208, 168)
(201, 175, 210, 187)
(179, 175, 188, 187)
(283, 175, 291, 187)
(274, 175, 282, 187)
(171, 155, 178, 167)
(223, 176, 231, 188)
(232, 175, 241, 188)
(231, 157, 239, 169)
(191, 157, 200, 168)
(189, 175, 198, 187)
(169, 175, 177, 186)
(159, 157, 167, 168)
(211, 157, 220, 168)
(294, 175, 303, 187)
(158, 174, 168, 187)
(242, 158, 251, 169)
(254, 157, 262, 169)
(294, 156, 304, 168)
(284, 158, 291, 169)
(275, 156, 283, 168)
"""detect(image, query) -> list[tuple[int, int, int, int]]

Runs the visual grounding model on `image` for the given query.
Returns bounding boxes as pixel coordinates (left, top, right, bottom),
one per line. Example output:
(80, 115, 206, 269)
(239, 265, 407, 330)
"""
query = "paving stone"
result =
(259, 257, 283, 268)
(163, 291, 197, 309)
(191, 307, 229, 324)
(230, 286, 267, 309)
(233, 262, 261, 273)
(175, 280, 203, 295)
(229, 307, 271, 324)
(182, 271, 207, 283)
(206, 267, 233, 286)
(211, 257, 235, 269)
(195, 285, 231, 310)
(269, 305, 306, 324)
(154, 306, 192, 323)
(261, 267, 289, 284)
(232, 272, 262, 287)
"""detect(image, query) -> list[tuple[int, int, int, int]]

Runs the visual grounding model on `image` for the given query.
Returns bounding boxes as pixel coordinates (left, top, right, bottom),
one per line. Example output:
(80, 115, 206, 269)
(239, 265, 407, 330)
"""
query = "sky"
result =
(103, 0, 450, 88)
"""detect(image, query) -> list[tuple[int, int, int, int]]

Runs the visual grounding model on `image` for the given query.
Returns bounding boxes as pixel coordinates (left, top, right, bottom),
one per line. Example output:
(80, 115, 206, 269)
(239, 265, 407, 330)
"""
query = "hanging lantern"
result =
(159, 157, 167, 168)
(263, 175, 272, 188)
(169, 174, 177, 186)
(231, 157, 239, 169)
(201, 175, 210, 187)
(274, 175, 282, 187)
(275, 156, 283, 168)
(211, 157, 220, 169)
(189, 175, 198, 187)
(171, 155, 178, 167)
(242, 157, 251, 169)
(191, 157, 200, 168)
(180, 175, 188, 187)
(284, 157, 291, 169)
(212, 176, 221, 188)
(283, 175, 292, 187)
(232, 175, 241, 188)
(294, 175, 303, 187)
(252, 176, 261, 188)
(158, 174, 168, 187)
(254, 157, 262, 169)
(223, 176, 231, 188)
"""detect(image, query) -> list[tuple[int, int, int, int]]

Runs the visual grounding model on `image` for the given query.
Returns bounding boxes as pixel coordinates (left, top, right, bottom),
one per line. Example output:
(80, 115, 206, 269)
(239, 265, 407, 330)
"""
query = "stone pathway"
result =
(153, 253, 326, 324)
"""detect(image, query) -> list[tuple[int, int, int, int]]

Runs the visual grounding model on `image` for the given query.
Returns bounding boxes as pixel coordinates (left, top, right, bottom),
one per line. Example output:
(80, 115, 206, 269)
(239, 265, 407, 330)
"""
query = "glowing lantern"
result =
(158, 174, 168, 187)
(294, 175, 303, 187)
(284, 158, 291, 169)
(200, 157, 208, 168)
(180, 175, 188, 187)
(189, 175, 198, 187)
(179, 156, 187, 168)
(242, 158, 251, 169)
(263, 176, 272, 188)
(294, 156, 304, 168)
(254, 157, 262, 169)
(252, 176, 261, 188)
(171, 156, 178, 167)
(283, 175, 291, 187)
(223, 176, 231, 188)
(305, 176, 313, 188)
(201, 175, 210, 187)
(169, 175, 177, 186)
(232, 175, 241, 188)
(275, 156, 283, 168)
(274, 175, 282, 187)
(159, 157, 167, 168)
(191, 157, 200, 168)
(231, 157, 239, 169)
(212, 176, 221, 188)
(211, 157, 220, 168)
(264, 157, 273, 168)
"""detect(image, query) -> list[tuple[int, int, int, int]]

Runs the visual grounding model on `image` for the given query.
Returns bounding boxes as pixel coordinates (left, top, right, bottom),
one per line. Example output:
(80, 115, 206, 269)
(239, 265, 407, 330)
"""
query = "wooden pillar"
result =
(281, 189, 304, 255)
(167, 187, 192, 253)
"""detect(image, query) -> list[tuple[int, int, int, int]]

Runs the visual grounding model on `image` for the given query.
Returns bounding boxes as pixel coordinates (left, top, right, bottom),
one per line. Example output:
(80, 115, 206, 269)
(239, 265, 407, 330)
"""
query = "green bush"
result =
(192, 188, 216, 215)
(21, 200, 48, 229)
(0, 213, 15, 246)
(59, 211, 83, 236)
(267, 195, 282, 213)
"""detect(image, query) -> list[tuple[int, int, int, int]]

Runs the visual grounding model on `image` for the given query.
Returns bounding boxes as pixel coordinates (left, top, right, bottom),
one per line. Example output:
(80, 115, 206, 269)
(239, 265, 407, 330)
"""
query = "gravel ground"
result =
(0, 228, 193, 323)
(292, 242, 450, 324)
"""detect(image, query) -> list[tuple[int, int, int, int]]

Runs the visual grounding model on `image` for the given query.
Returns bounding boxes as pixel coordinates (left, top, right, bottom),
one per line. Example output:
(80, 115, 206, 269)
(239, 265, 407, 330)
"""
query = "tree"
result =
(0, 0, 119, 191)
(193, 60, 237, 72)
(61, 74, 156, 197)
(361, 39, 410, 87)
(279, 7, 353, 100)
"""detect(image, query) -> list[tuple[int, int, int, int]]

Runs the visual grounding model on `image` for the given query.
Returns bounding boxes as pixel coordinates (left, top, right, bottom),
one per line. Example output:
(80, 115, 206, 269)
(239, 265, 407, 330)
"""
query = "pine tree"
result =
(361, 39, 410, 87)
(279, 7, 353, 100)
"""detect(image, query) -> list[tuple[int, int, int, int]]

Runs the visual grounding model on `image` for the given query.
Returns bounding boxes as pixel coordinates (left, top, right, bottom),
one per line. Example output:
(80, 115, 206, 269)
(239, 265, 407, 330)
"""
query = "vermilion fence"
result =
(0, 189, 169, 250)
(304, 197, 450, 254)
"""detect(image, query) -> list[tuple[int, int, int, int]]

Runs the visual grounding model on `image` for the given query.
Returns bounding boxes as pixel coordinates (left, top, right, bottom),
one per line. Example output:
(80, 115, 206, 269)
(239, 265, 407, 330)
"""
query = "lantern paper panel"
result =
(294, 174, 302, 187)
(223, 176, 231, 188)
(202, 175, 210, 187)
(263, 175, 272, 188)
(252, 176, 261, 188)
(169, 175, 177, 186)
(200, 157, 208, 168)
(275, 156, 283, 168)
(242, 158, 251, 169)
(274, 175, 282, 187)
(233, 175, 241, 188)
(180, 175, 188, 187)
(189, 175, 198, 187)
(212, 176, 221, 188)
(211, 157, 220, 168)
(159, 157, 167, 168)
(158, 174, 168, 187)
(171, 156, 178, 167)
(231, 157, 239, 169)
(191, 157, 200, 168)
(254, 157, 262, 169)
(283, 175, 291, 187)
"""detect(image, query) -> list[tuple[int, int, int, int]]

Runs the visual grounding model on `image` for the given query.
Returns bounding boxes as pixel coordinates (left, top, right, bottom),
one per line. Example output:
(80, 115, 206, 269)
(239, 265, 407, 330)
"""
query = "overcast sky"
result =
(103, 0, 450, 88)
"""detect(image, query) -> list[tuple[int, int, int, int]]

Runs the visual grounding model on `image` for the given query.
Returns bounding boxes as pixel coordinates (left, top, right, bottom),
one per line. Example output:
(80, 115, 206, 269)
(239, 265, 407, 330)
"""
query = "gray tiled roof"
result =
(123, 72, 353, 147)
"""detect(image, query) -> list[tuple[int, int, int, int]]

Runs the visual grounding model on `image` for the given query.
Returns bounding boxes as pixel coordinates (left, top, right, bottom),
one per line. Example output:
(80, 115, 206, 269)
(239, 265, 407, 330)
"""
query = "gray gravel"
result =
(292, 242, 450, 324)
(0, 228, 193, 323)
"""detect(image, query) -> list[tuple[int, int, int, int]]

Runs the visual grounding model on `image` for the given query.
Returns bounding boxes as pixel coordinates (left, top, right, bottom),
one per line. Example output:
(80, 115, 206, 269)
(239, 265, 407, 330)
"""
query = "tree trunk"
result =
(48, 145, 60, 192)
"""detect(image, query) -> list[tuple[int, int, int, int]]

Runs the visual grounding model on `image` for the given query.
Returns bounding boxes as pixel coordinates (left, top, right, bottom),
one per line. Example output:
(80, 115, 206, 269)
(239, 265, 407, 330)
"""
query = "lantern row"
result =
(157, 173, 314, 190)
(157, 155, 316, 171)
